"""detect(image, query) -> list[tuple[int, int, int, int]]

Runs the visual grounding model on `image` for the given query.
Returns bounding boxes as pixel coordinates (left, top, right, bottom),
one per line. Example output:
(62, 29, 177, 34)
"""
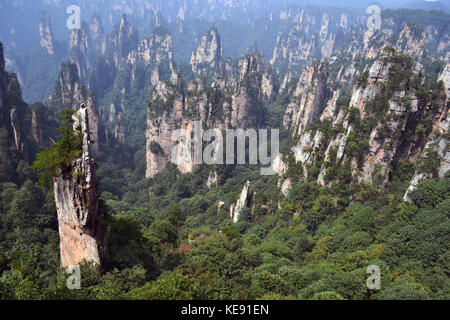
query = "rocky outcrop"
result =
(145, 54, 271, 177)
(54, 106, 107, 269)
(127, 26, 174, 86)
(9, 108, 21, 150)
(207, 171, 218, 189)
(270, 23, 316, 77)
(39, 11, 54, 55)
(271, 8, 350, 79)
(404, 63, 450, 201)
(230, 181, 251, 223)
(31, 108, 42, 145)
(146, 69, 192, 177)
(88, 15, 107, 55)
(339, 15, 448, 64)
(52, 62, 102, 151)
(69, 29, 91, 83)
(0, 42, 5, 121)
(283, 49, 447, 193)
(109, 14, 139, 68)
(70, 15, 108, 85)
(231, 54, 268, 128)
(53, 62, 87, 108)
(190, 28, 223, 77)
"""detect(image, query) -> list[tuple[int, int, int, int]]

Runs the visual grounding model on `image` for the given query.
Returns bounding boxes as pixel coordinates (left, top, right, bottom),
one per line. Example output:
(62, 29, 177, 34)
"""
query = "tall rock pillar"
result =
(54, 105, 107, 269)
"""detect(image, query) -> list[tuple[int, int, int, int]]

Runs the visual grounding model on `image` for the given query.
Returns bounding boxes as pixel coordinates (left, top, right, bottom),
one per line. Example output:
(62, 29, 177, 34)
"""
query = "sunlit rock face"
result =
(127, 26, 174, 86)
(283, 49, 447, 194)
(190, 27, 223, 77)
(39, 11, 54, 55)
(230, 181, 251, 223)
(54, 106, 107, 269)
(145, 54, 272, 178)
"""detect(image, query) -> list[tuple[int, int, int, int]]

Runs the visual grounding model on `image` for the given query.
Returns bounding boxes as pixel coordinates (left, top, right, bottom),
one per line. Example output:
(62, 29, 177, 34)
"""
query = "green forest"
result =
(0, 3, 449, 301)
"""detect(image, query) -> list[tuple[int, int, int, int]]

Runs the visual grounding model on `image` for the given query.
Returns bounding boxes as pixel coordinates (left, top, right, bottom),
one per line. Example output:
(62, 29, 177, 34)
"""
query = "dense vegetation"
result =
(31, 109, 83, 188)
(1, 152, 449, 299)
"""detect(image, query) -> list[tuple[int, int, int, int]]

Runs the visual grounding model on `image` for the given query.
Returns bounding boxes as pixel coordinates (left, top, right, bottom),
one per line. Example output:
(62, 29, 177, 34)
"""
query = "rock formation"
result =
(39, 11, 54, 55)
(282, 48, 448, 194)
(230, 181, 251, 223)
(404, 63, 450, 200)
(31, 108, 42, 145)
(52, 62, 103, 151)
(145, 53, 272, 177)
(283, 61, 329, 136)
(190, 28, 223, 77)
(54, 106, 107, 269)
(109, 14, 139, 68)
(9, 108, 21, 150)
(0, 42, 29, 181)
(127, 26, 174, 86)
(88, 15, 107, 55)
(69, 29, 91, 83)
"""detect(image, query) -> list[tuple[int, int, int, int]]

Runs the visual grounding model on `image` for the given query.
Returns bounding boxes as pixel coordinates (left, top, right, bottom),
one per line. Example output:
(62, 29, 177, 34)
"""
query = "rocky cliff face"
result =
(272, 9, 448, 89)
(54, 106, 107, 269)
(127, 26, 174, 86)
(69, 15, 109, 84)
(145, 54, 273, 177)
(39, 11, 54, 55)
(282, 49, 448, 192)
(0, 42, 24, 180)
(190, 28, 223, 77)
(69, 29, 91, 83)
(0, 42, 5, 121)
(145, 68, 192, 178)
(88, 15, 107, 56)
(52, 62, 103, 151)
(31, 108, 42, 145)
(271, 8, 350, 78)
(338, 14, 449, 63)
(231, 54, 271, 127)
(283, 61, 330, 136)
(404, 63, 450, 200)
(9, 108, 21, 151)
(109, 14, 139, 68)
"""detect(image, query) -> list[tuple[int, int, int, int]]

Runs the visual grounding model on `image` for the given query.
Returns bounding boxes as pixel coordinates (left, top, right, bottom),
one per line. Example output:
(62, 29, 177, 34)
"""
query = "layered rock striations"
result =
(109, 14, 139, 69)
(230, 181, 251, 223)
(52, 62, 103, 151)
(0, 42, 5, 121)
(145, 53, 274, 177)
(271, 8, 351, 79)
(190, 28, 223, 77)
(283, 61, 330, 136)
(88, 15, 108, 56)
(404, 63, 450, 200)
(0, 43, 47, 180)
(39, 11, 55, 55)
(54, 106, 107, 269)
